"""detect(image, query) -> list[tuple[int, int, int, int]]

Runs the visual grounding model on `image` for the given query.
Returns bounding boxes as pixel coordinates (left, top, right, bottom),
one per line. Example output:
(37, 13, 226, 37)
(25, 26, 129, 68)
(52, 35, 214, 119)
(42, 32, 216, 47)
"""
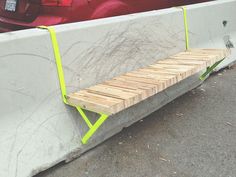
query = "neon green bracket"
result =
(38, 26, 68, 104)
(76, 107, 109, 144)
(38, 26, 109, 144)
(178, 6, 189, 50)
(200, 59, 224, 81)
(177, 8, 224, 81)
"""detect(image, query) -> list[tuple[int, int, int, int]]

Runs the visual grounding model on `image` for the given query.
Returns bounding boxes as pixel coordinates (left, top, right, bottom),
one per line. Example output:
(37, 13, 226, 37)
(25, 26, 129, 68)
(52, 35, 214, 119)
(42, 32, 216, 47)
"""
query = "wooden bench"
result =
(65, 48, 230, 144)
(39, 27, 230, 145)
(39, 28, 231, 144)
(67, 49, 229, 115)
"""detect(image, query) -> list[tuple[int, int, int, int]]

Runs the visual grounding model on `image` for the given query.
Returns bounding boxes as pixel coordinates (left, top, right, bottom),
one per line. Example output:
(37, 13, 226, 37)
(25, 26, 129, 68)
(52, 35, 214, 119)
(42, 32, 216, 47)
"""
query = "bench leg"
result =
(76, 107, 109, 144)
(76, 107, 93, 129)
(81, 114, 109, 144)
(200, 59, 224, 81)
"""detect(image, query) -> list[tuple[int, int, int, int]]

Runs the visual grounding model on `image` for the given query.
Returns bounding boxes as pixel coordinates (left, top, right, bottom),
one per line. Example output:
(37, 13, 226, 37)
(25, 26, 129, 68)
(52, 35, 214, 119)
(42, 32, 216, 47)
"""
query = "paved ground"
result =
(36, 66, 236, 177)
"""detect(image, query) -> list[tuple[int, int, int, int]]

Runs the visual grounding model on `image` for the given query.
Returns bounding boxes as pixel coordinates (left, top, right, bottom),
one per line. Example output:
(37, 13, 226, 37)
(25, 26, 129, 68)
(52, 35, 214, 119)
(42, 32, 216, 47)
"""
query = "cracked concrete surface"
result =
(36, 66, 236, 177)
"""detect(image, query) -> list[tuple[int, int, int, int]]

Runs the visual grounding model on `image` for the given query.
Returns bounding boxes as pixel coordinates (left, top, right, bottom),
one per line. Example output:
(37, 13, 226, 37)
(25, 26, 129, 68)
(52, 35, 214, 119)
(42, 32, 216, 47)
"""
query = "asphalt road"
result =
(36, 65, 236, 177)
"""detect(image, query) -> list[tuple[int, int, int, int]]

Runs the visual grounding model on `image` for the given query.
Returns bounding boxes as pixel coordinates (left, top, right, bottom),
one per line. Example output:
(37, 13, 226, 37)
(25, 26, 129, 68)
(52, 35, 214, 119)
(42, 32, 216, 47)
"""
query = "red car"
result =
(0, 0, 209, 32)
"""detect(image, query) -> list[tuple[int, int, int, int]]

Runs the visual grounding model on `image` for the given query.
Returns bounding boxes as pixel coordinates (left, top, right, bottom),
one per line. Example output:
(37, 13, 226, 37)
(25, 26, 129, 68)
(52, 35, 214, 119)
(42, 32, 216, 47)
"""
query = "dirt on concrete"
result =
(36, 66, 236, 177)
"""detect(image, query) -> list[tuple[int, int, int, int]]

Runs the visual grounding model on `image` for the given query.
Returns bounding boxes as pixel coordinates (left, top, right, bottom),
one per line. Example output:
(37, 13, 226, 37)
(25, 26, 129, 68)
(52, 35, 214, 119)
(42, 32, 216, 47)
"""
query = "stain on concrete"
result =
(223, 35, 234, 49)
(222, 20, 228, 27)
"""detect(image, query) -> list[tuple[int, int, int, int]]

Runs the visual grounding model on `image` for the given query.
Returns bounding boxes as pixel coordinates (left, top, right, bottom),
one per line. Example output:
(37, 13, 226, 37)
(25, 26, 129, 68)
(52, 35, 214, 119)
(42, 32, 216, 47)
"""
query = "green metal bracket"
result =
(200, 59, 224, 81)
(76, 107, 109, 144)
(179, 6, 189, 50)
(38, 26, 109, 144)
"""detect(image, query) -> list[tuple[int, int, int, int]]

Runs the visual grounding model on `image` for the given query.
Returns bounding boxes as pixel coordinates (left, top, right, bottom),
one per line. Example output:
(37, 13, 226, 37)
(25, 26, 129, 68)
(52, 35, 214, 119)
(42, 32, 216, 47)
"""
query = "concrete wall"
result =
(187, 0, 236, 68)
(0, 0, 235, 177)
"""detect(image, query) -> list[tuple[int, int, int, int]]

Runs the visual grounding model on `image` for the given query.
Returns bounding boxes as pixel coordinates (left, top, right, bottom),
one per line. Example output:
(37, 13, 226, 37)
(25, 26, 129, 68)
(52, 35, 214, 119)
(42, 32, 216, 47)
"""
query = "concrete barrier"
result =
(187, 0, 236, 68)
(0, 0, 235, 176)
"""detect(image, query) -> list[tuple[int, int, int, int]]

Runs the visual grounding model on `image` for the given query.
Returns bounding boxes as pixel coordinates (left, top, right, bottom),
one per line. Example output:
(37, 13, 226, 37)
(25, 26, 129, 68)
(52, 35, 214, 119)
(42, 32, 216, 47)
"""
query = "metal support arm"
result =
(76, 107, 109, 144)
(200, 59, 224, 81)
(38, 26, 109, 144)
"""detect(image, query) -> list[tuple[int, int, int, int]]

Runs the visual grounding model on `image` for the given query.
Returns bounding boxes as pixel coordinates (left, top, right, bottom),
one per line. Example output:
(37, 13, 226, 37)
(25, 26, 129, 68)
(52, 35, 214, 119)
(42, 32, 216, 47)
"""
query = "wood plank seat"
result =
(67, 49, 230, 115)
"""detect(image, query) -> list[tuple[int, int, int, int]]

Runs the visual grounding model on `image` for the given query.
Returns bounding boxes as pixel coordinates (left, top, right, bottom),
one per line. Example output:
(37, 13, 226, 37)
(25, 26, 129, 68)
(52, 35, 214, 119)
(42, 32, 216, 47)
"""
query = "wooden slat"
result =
(68, 91, 125, 114)
(188, 48, 230, 58)
(139, 68, 186, 81)
(67, 48, 230, 115)
(104, 80, 156, 98)
(150, 63, 197, 76)
(115, 75, 166, 90)
(114, 76, 162, 92)
(170, 55, 214, 66)
(158, 58, 207, 67)
(86, 84, 142, 108)
(170, 49, 227, 66)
